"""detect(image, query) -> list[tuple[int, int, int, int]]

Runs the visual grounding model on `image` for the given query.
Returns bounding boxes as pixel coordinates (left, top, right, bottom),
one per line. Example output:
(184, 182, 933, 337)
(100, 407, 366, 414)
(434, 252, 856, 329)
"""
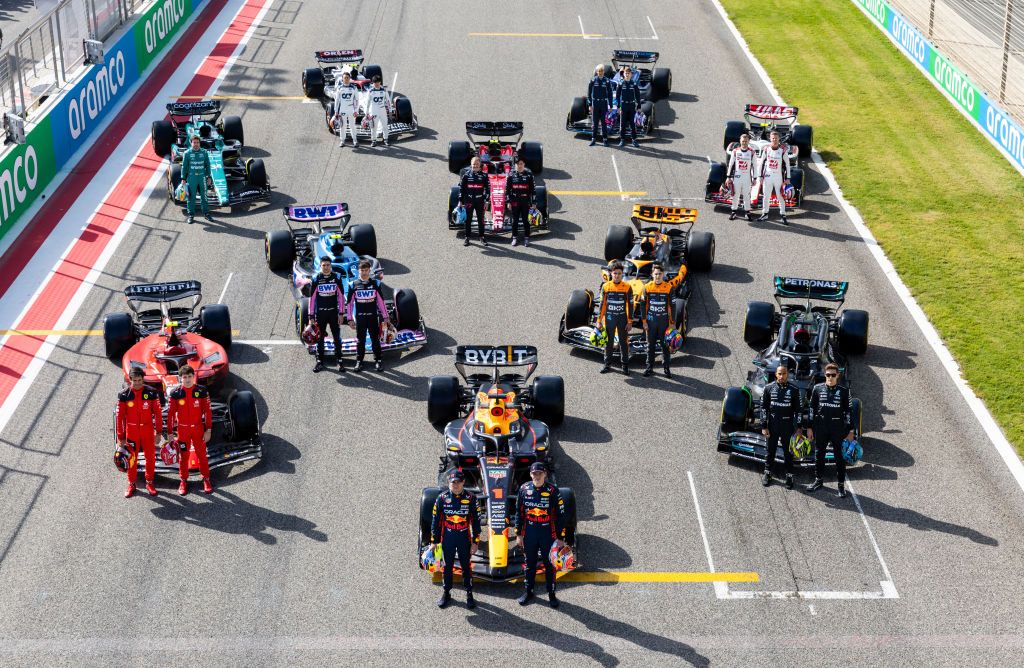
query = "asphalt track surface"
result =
(0, 1, 1023, 665)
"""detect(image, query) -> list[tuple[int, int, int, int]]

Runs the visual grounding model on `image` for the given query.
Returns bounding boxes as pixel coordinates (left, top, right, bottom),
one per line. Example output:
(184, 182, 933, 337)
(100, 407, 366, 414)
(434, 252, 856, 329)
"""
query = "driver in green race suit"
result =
(181, 133, 212, 224)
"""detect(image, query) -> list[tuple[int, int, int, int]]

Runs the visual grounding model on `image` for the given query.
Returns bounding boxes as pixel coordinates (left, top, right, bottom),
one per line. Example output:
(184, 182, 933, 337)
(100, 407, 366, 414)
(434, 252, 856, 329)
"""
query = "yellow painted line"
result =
(550, 190, 648, 196)
(171, 95, 309, 100)
(0, 329, 241, 336)
(432, 571, 758, 584)
(468, 32, 604, 38)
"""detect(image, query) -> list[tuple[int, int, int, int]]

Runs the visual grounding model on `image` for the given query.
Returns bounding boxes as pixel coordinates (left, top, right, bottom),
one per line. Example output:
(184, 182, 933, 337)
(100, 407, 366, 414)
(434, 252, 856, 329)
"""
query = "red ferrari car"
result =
(103, 281, 261, 475)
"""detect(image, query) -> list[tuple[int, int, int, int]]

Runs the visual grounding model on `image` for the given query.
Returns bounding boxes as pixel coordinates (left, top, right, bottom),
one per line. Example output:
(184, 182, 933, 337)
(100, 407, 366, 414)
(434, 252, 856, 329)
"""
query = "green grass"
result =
(719, 0, 1024, 454)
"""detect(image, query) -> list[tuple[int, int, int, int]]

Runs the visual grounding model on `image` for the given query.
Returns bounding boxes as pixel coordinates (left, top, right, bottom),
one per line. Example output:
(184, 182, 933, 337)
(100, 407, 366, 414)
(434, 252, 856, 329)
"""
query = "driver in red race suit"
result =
(116, 366, 163, 498)
(309, 256, 346, 373)
(167, 365, 213, 495)
(345, 260, 389, 373)
(515, 462, 564, 608)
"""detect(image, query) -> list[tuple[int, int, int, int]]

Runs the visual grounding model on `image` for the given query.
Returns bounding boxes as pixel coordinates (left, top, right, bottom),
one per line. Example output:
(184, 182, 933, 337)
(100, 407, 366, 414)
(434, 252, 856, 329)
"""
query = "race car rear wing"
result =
(745, 104, 798, 120)
(631, 204, 698, 226)
(315, 49, 364, 64)
(124, 281, 203, 303)
(465, 121, 524, 140)
(612, 50, 659, 64)
(455, 345, 539, 381)
(773, 277, 848, 302)
(166, 100, 221, 117)
(284, 203, 349, 223)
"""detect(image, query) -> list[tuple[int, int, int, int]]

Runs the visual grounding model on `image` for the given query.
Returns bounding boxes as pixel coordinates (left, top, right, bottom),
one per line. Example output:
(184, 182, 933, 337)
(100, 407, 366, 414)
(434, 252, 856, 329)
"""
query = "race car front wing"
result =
(558, 321, 667, 359)
(305, 319, 428, 357)
(717, 427, 834, 467)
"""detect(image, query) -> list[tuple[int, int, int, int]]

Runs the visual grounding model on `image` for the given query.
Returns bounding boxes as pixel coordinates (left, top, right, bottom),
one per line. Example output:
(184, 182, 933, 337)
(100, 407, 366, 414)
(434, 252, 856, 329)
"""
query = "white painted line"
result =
(217, 272, 234, 304)
(235, 340, 303, 346)
(611, 155, 626, 201)
(577, 15, 586, 39)
(709, 0, 1024, 495)
(849, 481, 899, 597)
(687, 471, 730, 599)
(646, 16, 659, 40)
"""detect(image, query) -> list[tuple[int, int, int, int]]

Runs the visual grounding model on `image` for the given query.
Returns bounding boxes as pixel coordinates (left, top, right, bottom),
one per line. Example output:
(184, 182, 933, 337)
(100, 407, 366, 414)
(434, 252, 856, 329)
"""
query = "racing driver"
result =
(599, 261, 633, 375)
(430, 469, 480, 609)
(167, 365, 213, 495)
(345, 259, 389, 372)
(116, 366, 163, 498)
(639, 261, 686, 378)
(515, 462, 564, 608)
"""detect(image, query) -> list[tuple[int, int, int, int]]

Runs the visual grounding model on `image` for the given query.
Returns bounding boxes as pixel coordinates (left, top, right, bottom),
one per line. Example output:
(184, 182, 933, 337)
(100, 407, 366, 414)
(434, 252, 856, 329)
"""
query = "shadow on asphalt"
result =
(465, 599, 711, 667)
(149, 486, 328, 545)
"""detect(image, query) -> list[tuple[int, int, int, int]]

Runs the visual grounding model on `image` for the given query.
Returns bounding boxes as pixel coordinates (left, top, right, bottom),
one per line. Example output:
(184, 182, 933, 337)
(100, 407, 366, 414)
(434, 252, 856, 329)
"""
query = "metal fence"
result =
(0, 0, 145, 142)
(890, 0, 1024, 124)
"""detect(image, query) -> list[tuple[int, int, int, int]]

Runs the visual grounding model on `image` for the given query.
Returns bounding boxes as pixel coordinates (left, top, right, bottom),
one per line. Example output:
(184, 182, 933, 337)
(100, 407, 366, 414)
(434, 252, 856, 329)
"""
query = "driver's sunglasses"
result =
(825, 372, 838, 378)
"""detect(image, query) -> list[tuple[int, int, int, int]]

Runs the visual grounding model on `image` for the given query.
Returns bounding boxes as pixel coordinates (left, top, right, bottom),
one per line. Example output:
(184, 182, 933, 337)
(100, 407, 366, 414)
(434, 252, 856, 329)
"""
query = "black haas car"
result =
(421, 345, 577, 582)
(717, 277, 869, 466)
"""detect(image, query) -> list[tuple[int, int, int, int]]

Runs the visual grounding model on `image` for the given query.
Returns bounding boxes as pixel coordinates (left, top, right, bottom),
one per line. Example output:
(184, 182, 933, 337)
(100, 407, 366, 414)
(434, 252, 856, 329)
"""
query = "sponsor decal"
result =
(127, 401, 135, 407)
(782, 278, 840, 289)
(354, 289, 375, 299)
(888, 12, 928, 68)
(461, 346, 533, 366)
(487, 469, 507, 479)
(236, 189, 265, 199)
(289, 203, 347, 220)
(932, 54, 976, 115)
(982, 103, 1024, 167)
(67, 49, 128, 141)
(135, 0, 192, 73)
(855, 0, 888, 25)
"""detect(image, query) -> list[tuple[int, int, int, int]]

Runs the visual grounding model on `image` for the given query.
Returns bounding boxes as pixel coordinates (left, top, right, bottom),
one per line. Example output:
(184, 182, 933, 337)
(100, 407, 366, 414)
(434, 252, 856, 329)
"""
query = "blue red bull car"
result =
(264, 203, 427, 358)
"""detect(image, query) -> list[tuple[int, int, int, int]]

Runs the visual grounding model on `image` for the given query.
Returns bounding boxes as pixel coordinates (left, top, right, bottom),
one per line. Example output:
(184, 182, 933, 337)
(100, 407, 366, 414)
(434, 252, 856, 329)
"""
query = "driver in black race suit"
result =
(506, 155, 535, 247)
(805, 362, 854, 498)
(309, 256, 346, 373)
(345, 260, 389, 372)
(459, 157, 490, 247)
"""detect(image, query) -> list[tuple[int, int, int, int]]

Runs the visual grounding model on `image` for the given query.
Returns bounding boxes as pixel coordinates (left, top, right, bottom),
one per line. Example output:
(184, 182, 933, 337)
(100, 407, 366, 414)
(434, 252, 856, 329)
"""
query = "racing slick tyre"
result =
(640, 100, 655, 134)
(837, 309, 870, 355)
(220, 116, 244, 145)
(743, 301, 776, 349)
(448, 140, 472, 174)
(348, 223, 377, 258)
(720, 387, 750, 439)
(724, 120, 746, 151)
(558, 487, 578, 546)
(604, 224, 634, 262)
(199, 304, 233, 350)
(151, 120, 176, 157)
(228, 390, 259, 441)
(686, 231, 715, 272)
(419, 487, 442, 549)
(301, 67, 324, 98)
(427, 375, 461, 425)
(533, 185, 548, 219)
(520, 141, 543, 174)
(569, 96, 588, 124)
(393, 288, 420, 332)
(789, 167, 805, 206)
(295, 298, 310, 336)
(564, 289, 593, 331)
(245, 158, 268, 188)
(447, 186, 460, 224)
(362, 64, 383, 82)
(167, 164, 183, 199)
(851, 398, 863, 440)
(651, 67, 672, 101)
(102, 312, 136, 360)
(672, 298, 689, 335)
(705, 161, 727, 199)
(265, 230, 294, 271)
(792, 124, 814, 159)
(394, 97, 414, 124)
(532, 375, 565, 427)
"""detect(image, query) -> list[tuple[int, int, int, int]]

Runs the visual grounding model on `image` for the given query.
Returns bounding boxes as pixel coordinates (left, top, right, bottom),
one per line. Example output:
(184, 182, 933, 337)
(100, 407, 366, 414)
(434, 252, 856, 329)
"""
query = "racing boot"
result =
(621, 363, 629, 376)
(588, 138, 596, 147)
(374, 360, 384, 372)
(353, 360, 364, 373)
(761, 471, 772, 487)
(463, 237, 470, 247)
(511, 237, 518, 247)
(146, 481, 158, 497)
(663, 366, 672, 379)
(602, 139, 609, 147)
(203, 478, 214, 494)
(781, 215, 789, 226)
(757, 214, 769, 222)
(187, 216, 194, 225)
(178, 480, 188, 495)
(804, 478, 824, 493)
(729, 210, 738, 220)
(466, 592, 476, 610)
(631, 140, 639, 148)
(313, 361, 324, 373)
(617, 140, 625, 147)
(523, 237, 529, 247)
(785, 474, 794, 490)
(643, 366, 653, 377)
(436, 590, 451, 609)
(517, 590, 534, 606)
(481, 236, 488, 247)
(124, 482, 135, 499)
(548, 591, 560, 609)
(599, 363, 612, 374)
(837, 483, 847, 498)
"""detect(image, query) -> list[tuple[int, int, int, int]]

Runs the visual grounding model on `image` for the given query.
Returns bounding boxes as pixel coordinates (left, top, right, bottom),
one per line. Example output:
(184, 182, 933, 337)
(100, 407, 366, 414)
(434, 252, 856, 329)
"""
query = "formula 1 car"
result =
(300, 49, 418, 141)
(151, 100, 271, 209)
(446, 122, 549, 236)
(264, 203, 427, 358)
(705, 105, 813, 211)
(421, 345, 577, 582)
(717, 277, 869, 465)
(103, 281, 262, 476)
(558, 204, 715, 359)
(565, 50, 671, 140)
